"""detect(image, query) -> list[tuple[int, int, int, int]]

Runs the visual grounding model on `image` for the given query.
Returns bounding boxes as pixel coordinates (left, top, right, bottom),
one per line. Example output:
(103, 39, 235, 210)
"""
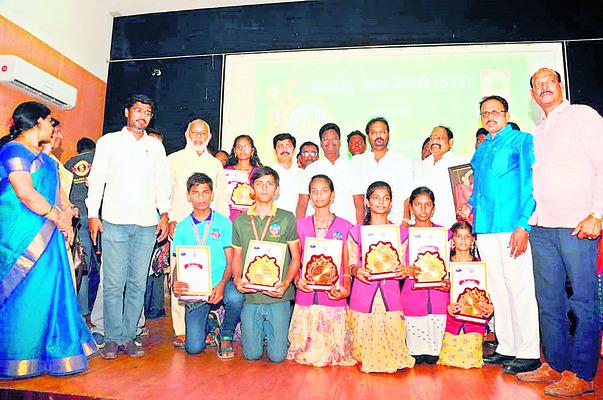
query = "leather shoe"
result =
(503, 358, 541, 374)
(483, 352, 514, 365)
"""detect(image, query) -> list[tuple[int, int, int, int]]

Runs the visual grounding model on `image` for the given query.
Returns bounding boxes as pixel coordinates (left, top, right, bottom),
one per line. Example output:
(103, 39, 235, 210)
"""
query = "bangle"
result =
(41, 204, 54, 217)
(590, 212, 603, 221)
(350, 264, 358, 276)
(342, 273, 352, 280)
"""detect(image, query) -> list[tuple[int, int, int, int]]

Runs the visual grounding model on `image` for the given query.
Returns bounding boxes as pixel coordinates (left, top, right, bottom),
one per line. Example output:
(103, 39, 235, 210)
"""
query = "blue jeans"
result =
(102, 221, 156, 344)
(240, 301, 292, 362)
(530, 226, 600, 381)
(184, 280, 244, 355)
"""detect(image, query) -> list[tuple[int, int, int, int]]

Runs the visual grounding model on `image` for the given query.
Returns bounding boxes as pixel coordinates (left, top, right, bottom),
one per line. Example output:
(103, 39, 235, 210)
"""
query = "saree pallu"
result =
(0, 148, 96, 379)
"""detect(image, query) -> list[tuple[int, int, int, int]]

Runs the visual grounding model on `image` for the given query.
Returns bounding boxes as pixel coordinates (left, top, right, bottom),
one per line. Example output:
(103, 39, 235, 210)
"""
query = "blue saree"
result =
(0, 142, 96, 379)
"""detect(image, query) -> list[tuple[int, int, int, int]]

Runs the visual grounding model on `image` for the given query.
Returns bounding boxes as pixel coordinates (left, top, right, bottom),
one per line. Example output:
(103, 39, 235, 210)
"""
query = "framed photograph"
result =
(302, 237, 342, 291)
(225, 169, 254, 210)
(242, 240, 287, 292)
(450, 262, 491, 323)
(361, 224, 402, 280)
(448, 163, 474, 224)
(175, 245, 213, 300)
(408, 227, 449, 288)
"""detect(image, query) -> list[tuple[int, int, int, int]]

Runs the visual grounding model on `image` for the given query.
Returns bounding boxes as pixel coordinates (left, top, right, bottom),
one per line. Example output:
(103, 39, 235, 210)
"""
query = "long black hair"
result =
(1, 101, 51, 149)
(226, 134, 263, 167)
(363, 180, 392, 225)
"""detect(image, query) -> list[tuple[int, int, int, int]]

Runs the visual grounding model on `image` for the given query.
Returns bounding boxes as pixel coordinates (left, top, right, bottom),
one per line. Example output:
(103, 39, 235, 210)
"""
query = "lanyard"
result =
(191, 210, 213, 246)
(249, 214, 273, 241)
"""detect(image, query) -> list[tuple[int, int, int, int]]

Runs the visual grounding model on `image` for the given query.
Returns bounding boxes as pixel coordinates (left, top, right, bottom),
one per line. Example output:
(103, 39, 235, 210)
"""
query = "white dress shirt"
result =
(352, 150, 414, 224)
(168, 145, 229, 223)
(413, 151, 469, 229)
(300, 155, 362, 223)
(86, 127, 171, 226)
(271, 162, 303, 214)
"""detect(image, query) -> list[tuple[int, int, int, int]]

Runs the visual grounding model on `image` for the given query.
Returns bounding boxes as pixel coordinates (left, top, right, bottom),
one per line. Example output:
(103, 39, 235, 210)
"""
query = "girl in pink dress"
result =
(400, 186, 450, 364)
(287, 174, 356, 367)
(347, 181, 415, 373)
(224, 134, 262, 222)
(438, 221, 494, 368)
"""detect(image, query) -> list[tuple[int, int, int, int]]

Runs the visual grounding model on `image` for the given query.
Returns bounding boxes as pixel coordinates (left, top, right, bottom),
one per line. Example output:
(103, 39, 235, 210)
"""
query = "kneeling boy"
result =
(172, 173, 244, 358)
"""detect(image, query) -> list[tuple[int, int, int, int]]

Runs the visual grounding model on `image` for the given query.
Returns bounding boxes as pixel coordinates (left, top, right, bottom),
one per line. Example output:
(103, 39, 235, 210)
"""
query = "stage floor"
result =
(1, 316, 601, 400)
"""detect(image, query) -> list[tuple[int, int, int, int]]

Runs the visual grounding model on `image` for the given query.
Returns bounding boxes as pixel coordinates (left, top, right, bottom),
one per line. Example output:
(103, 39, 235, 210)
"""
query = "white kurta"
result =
(271, 162, 303, 214)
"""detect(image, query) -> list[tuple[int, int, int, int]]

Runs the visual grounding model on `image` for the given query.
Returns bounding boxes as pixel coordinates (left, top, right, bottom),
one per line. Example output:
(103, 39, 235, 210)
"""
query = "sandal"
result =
(216, 335, 234, 359)
(173, 335, 185, 349)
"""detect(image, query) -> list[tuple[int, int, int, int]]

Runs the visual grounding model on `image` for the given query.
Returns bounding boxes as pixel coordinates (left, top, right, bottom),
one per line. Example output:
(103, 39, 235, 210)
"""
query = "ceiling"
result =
(104, 0, 308, 17)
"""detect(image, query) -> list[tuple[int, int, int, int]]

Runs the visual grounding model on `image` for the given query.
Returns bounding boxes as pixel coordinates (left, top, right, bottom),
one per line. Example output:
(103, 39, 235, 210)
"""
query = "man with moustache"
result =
(270, 133, 302, 213)
(352, 117, 413, 224)
(469, 95, 541, 375)
(166, 119, 229, 345)
(87, 94, 171, 359)
(296, 123, 364, 223)
(516, 68, 602, 397)
(413, 126, 468, 228)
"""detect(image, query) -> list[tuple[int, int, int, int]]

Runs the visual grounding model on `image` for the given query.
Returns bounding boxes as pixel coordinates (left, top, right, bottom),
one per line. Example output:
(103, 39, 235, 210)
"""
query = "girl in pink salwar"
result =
(287, 175, 356, 367)
(347, 181, 415, 373)
(400, 186, 450, 364)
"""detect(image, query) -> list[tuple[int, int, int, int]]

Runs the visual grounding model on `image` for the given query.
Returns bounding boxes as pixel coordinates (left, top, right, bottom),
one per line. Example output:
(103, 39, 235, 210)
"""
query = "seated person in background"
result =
(215, 150, 229, 167)
(297, 141, 319, 169)
(172, 173, 244, 358)
(233, 166, 301, 363)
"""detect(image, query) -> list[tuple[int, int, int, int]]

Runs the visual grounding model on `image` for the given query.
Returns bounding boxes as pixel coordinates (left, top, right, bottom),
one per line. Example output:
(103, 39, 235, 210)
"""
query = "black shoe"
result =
(502, 358, 541, 375)
(100, 341, 119, 360)
(413, 355, 425, 364)
(483, 352, 514, 365)
(423, 355, 439, 364)
(123, 340, 145, 358)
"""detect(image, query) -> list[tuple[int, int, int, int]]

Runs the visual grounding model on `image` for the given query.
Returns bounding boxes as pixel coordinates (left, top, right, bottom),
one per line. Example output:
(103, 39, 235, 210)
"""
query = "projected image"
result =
(222, 43, 564, 162)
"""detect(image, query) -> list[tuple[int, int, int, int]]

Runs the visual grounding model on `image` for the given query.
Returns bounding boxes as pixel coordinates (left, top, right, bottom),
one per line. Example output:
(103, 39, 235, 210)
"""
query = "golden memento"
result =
(304, 254, 338, 286)
(364, 241, 399, 273)
(245, 255, 280, 287)
(458, 287, 491, 317)
(231, 182, 253, 206)
(414, 251, 446, 283)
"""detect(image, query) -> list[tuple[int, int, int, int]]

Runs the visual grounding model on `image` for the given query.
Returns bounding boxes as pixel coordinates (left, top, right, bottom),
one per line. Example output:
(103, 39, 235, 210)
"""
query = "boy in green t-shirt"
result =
(232, 166, 301, 362)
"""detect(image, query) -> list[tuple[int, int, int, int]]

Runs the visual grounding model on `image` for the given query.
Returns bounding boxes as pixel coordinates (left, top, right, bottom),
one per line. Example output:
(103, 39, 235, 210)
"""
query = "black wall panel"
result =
(103, 56, 222, 154)
(566, 40, 603, 114)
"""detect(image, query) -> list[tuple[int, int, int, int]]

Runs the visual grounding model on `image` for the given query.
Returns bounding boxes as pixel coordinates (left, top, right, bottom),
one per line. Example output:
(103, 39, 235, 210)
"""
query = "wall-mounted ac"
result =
(0, 55, 77, 110)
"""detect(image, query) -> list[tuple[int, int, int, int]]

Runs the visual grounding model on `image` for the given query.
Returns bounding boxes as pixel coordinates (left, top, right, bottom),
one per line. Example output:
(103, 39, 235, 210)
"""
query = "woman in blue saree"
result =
(0, 101, 96, 379)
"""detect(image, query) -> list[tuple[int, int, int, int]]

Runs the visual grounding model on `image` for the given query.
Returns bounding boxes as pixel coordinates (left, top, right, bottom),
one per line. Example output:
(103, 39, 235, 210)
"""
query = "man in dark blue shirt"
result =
(469, 95, 540, 375)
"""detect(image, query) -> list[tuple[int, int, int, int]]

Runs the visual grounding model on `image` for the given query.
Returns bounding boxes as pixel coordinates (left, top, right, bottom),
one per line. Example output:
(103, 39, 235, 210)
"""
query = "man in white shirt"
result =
(87, 94, 170, 360)
(413, 126, 469, 228)
(271, 133, 302, 213)
(166, 119, 229, 343)
(352, 117, 414, 224)
(296, 123, 364, 224)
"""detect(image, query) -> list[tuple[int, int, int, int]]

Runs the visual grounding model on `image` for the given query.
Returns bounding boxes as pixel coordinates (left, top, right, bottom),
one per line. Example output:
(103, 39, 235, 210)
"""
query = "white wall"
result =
(0, 0, 114, 81)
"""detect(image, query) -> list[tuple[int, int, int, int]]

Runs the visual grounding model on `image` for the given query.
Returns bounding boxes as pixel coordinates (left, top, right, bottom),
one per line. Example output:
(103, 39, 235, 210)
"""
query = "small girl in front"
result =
(287, 175, 356, 367)
(348, 181, 415, 373)
(438, 221, 493, 369)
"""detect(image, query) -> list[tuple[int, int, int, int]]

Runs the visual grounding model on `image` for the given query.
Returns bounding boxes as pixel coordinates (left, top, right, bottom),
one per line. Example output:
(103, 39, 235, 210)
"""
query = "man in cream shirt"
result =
(413, 126, 469, 228)
(167, 119, 229, 345)
(352, 117, 414, 224)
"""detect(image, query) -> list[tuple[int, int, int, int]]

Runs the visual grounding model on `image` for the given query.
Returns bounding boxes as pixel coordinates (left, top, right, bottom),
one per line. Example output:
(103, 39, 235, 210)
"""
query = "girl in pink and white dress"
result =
(287, 174, 356, 367)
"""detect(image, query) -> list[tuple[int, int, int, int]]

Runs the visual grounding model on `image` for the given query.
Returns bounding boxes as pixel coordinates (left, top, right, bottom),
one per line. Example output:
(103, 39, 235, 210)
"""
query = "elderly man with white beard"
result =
(167, 119, 229, 347)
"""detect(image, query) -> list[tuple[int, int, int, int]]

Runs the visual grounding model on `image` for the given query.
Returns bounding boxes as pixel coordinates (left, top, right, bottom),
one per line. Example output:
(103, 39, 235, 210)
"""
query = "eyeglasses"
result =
(480, 110, 506, 118)
(301, 151, 318, 157)
(235, 144, 252, 151)
(132, 107, 153, 117)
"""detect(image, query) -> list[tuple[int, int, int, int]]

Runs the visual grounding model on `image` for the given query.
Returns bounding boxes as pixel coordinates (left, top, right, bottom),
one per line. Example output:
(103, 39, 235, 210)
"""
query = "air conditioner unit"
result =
(0, 55, 77, 110)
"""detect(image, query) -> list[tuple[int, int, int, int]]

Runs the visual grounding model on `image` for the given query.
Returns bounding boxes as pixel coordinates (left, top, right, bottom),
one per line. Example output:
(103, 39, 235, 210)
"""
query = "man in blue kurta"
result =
(469, 95, 540, 375)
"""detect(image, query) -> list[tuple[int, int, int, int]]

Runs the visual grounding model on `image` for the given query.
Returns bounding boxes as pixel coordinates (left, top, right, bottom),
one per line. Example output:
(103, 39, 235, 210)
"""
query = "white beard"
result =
(187, 139, 207, 154)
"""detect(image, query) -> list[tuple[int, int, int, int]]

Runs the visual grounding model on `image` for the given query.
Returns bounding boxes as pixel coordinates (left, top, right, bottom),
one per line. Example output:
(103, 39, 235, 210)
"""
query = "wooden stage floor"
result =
(1, 316, 601, 400)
